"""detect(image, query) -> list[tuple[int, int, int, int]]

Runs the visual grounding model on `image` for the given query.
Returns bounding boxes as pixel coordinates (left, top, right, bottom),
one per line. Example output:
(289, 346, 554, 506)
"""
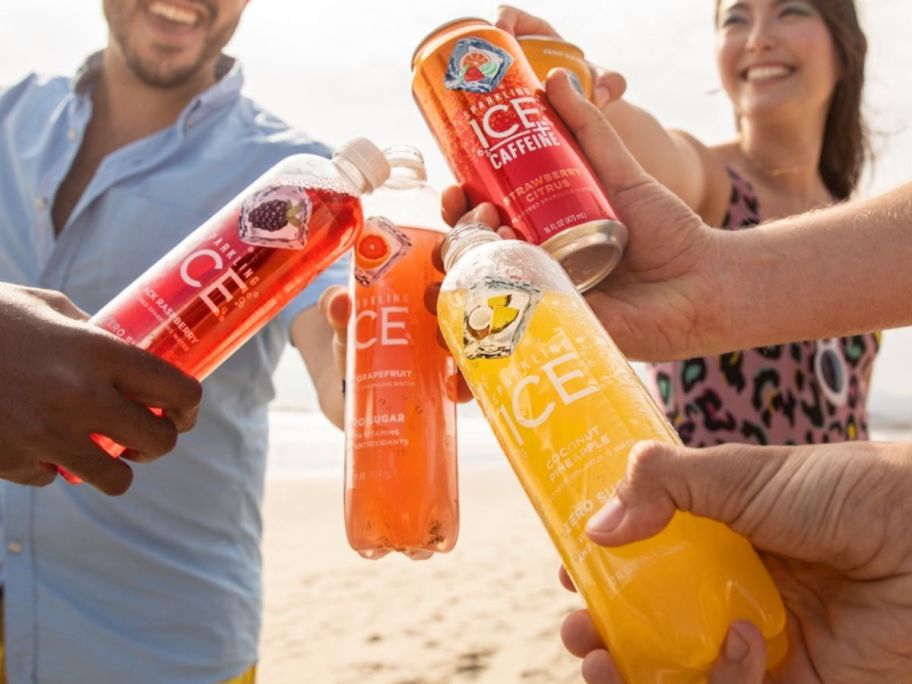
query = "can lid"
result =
(541, 220, 629, 293)
(515, 34, 586, 55)
(411, 17, 492, 69)
(333, 138, 391, 193)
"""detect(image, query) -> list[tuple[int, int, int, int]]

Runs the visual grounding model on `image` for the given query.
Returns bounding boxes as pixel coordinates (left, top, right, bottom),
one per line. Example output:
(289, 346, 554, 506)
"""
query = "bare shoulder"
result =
(696, 141, 741, 227)
(664, 133, 733, 227)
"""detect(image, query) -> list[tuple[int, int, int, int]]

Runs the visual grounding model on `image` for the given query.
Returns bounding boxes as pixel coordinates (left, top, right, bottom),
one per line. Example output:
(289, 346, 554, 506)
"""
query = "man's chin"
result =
(128, 56, 207, 89)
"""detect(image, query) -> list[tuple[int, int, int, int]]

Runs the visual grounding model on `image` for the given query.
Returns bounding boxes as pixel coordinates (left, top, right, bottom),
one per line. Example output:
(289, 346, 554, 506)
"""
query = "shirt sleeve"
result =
(279, 251, 350, 334)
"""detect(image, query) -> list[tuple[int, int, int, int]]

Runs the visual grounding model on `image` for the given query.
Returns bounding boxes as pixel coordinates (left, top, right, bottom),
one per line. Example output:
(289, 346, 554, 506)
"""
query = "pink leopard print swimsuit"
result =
(644, 167, 880, 446)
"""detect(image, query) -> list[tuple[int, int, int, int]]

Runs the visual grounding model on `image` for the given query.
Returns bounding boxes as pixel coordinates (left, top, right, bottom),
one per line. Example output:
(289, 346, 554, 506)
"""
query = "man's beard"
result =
(121, 43, 217, 88)
(104, 0, 238, 89)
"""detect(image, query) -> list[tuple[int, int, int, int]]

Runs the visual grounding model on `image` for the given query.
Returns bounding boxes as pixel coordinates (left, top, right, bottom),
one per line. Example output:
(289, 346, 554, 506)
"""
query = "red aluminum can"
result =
(411, 18, 627, 292)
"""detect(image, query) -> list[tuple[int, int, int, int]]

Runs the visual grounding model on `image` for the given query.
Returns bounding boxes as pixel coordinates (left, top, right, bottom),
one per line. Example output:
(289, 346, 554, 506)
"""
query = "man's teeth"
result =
(149, 1, 197, 25)
(745, 65, 791, 82)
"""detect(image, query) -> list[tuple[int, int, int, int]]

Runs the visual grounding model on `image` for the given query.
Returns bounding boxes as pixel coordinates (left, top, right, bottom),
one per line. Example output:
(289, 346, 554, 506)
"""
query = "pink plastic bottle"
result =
(82, 139, 389, 467)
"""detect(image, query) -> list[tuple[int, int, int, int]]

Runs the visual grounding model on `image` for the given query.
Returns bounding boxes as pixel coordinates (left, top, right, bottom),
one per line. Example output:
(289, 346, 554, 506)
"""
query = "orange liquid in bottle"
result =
(345, 222, 458, 559)
(438, 285, 787, 681)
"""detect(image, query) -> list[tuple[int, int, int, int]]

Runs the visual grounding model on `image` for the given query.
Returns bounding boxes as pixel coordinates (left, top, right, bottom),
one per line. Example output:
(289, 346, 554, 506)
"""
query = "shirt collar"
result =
(72, 51, 244, 127)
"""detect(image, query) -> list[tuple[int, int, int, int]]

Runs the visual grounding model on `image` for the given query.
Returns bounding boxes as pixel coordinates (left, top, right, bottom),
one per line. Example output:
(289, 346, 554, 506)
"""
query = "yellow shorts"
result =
(0, 598, 256, 683)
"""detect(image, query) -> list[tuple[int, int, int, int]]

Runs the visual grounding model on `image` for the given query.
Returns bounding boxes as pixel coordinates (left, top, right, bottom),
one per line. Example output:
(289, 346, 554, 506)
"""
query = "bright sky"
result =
(1, 0, 910, 411)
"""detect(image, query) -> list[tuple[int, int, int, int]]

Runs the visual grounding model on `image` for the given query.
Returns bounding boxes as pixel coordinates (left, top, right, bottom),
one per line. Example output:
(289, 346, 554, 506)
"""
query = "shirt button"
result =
(35, 197, 47, 211)
(7, 541, 23, 555)
(67, 128, 78, 142)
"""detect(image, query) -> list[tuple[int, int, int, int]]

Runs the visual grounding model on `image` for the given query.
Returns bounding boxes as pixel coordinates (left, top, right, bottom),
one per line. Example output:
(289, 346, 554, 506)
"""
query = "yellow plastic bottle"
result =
(436, 224, 787, 682)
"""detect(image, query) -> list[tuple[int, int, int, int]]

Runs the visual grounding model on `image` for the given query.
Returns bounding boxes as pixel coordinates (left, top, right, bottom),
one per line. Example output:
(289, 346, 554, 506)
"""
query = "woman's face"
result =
(715, 0, 840, 124)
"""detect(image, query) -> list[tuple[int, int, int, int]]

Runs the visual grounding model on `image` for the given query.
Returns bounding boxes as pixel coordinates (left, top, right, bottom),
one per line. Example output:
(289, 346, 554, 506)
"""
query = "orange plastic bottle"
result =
(344, 146, 459, 559)
(436, 224, 787, 681)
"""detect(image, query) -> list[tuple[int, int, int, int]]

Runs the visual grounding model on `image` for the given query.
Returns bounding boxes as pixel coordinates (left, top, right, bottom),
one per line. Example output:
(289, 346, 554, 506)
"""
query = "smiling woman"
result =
(497, 1, 879, 450)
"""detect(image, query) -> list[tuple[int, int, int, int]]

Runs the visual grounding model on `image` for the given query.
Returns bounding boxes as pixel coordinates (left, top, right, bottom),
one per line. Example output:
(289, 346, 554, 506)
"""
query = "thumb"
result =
(584, 440, 805, 559)
(543, 68, 652, 198)
(318, 285, 351, 334)
(708, 622, 768, 684)
(544, 67, 705, 254)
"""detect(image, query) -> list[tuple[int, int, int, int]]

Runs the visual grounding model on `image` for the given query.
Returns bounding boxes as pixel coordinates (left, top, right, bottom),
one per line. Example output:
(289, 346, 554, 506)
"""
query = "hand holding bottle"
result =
(0, 284, 201, 494)
(560, 439, 912, 683)
(318, 285, 351, 385)
(442, 68, 725, 363)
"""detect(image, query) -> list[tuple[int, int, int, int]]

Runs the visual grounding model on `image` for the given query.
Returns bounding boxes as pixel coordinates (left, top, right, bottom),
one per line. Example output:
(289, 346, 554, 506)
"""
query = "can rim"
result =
(515, 34, 586, 56)
(411, 17, 493, 69)
(541, 220, 629, 293)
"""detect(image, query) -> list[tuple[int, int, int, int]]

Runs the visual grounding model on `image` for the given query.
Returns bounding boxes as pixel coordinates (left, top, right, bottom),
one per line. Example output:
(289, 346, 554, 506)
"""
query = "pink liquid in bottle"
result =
(63, 141, 390, 480)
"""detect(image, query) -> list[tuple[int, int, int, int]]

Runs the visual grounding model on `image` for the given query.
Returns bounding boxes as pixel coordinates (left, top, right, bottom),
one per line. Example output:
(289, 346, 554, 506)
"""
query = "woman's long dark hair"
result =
(814, 0, 869, 199)
(718, 0, 870, 199)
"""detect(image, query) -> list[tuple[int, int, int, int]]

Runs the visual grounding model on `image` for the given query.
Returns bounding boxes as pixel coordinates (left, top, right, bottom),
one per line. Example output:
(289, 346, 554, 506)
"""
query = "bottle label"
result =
(347, 223, 455, 466)
(354, 217, 413, 286)
(463, 277, 541, 360)
(445, 37, 513, 93)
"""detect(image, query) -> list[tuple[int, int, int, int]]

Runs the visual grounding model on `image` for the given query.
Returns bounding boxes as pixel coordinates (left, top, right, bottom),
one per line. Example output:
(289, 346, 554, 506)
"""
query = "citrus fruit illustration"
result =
(356, 233, 391, 267)
(461, 51, 490, 82)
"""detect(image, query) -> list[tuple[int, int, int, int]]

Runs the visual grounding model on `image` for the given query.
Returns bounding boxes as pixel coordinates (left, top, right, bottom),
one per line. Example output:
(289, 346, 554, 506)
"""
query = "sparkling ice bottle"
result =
(435, 224, 787, 682)
(89, 138, 390, 459)
(344, 146, 459, 559)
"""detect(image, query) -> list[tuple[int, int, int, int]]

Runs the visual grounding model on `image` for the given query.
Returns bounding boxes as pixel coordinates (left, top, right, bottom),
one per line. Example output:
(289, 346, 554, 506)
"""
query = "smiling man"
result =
(0, 1, 345, 682)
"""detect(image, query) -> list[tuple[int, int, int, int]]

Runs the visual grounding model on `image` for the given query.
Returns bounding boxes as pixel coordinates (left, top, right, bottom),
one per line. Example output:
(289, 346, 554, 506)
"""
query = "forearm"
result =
(719, 183, 912, 350)
(290, 306, 345, 430)
(598, 99, 705, 210)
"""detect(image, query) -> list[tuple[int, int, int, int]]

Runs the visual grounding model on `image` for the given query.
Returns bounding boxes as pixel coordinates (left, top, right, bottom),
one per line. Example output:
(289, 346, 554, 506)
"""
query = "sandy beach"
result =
(259, 464, 583, 684)
(258, 415, 912, 684)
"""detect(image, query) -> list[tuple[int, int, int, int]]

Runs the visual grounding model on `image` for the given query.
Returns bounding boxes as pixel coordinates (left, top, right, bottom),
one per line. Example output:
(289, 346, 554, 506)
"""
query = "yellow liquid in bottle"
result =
(438, 287, 786, 682)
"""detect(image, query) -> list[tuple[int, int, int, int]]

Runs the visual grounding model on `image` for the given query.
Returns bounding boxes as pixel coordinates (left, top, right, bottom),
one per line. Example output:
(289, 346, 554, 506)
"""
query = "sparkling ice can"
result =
(412, 18, 627, 292)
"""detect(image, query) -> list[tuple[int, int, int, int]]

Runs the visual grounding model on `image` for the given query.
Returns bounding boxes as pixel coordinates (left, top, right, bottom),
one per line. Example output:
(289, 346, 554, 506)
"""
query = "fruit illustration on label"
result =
(238, 183, 312, 249)
(463, 278, 541, 359)
(354, 216, 412, 286)
(444, 38, 513, 93)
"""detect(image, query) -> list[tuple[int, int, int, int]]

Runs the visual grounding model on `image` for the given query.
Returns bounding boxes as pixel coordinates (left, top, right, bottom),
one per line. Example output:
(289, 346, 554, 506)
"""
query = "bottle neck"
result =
(385, 164, 427, 189)
(441, 224, 502, 272)
(383, 145, 428, 190)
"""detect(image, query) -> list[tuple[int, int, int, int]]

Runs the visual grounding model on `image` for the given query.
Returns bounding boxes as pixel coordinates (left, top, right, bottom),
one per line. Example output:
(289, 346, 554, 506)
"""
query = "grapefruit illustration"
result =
(356, 233, 391, 268)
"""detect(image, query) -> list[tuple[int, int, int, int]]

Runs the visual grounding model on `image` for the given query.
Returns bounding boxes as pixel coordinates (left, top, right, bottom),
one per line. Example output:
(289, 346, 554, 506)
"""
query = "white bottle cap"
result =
(334, 138, 391, 193)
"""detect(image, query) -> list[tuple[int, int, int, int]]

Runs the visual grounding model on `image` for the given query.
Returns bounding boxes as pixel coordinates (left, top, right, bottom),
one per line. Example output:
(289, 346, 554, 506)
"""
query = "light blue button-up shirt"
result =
(0, 54, 345, 683)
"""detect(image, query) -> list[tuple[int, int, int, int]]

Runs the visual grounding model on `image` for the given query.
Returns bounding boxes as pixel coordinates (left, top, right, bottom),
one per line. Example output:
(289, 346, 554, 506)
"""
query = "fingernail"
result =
(594, 86, 611, 107)
(586, 497, 625, 535)
(725, 625, 749, 662)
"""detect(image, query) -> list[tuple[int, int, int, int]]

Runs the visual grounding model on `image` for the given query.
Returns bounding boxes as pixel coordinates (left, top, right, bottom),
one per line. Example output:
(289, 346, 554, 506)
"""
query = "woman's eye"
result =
(780, 3, 814, 18)
(720, 14, 748, 27)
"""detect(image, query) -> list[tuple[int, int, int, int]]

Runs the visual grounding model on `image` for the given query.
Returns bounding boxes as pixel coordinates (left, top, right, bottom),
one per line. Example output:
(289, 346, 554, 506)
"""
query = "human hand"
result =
(0, 284, 202, 495)
(317, 284, 351, 381)
(445, 68, 727, 361)
(560, 439, 912, 682)
(494, 5, 628, 108)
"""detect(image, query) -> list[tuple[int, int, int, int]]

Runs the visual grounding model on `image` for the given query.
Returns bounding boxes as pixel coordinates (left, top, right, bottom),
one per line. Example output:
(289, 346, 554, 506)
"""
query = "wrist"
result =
(705, 227, 776, 354)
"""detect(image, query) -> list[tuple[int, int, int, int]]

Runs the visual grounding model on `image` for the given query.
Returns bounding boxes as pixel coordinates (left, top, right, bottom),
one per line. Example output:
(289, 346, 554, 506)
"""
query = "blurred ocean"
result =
(1, 0, 909, 473)
(269, 353, 912, 478)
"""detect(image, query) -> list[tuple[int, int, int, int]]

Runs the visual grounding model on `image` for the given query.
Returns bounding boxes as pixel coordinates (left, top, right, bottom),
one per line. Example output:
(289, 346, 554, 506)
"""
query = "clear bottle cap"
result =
(333, 138, 391, 193)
